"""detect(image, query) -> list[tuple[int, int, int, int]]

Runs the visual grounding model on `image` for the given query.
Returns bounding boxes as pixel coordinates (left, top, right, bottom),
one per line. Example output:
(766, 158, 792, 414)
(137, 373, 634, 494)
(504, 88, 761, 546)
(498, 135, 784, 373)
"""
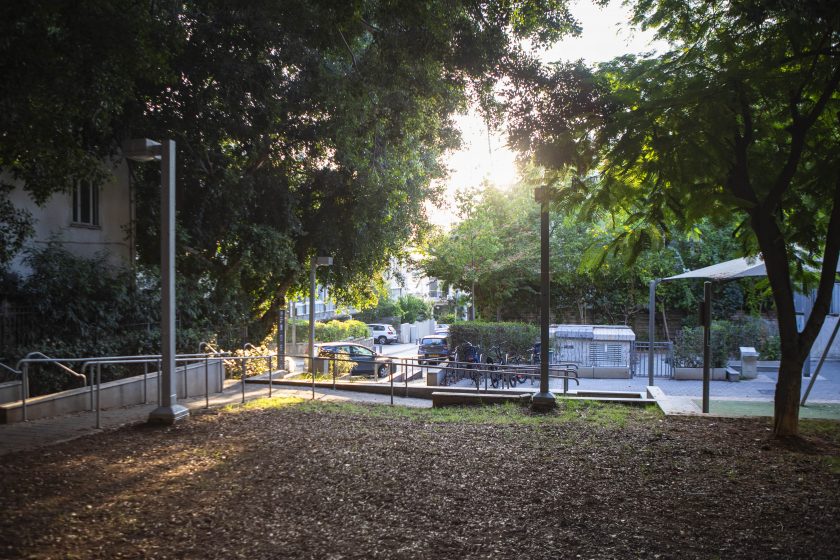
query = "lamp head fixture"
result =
(122, 138, 162, 162)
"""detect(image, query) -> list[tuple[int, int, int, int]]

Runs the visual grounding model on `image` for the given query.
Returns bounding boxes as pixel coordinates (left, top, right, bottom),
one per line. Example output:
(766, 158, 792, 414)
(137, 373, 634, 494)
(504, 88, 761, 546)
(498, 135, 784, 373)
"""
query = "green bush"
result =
(277, 318, 369, 344)
(448, 321, 538, 359)
(354, 295, 399, 323)
(674, 317, 780, 367)
(397, 294, 432, 324)
(438, 313, 456, 325)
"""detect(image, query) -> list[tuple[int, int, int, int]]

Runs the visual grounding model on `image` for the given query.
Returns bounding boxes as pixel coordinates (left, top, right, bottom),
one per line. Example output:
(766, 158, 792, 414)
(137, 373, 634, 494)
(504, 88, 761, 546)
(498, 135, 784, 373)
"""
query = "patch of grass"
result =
(222, 396, 661, 428)
(223, 396, 306, 413)
(823, 457, 840, 475)
(800, 419, 840, 443)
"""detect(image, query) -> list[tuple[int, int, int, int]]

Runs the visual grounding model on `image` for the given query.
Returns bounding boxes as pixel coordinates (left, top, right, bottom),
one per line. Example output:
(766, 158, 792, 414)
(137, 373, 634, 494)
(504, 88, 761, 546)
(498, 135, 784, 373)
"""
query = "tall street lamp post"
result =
(309, 256, 333, 398)
(532, 186, 556, 411)
(123, 138, 188, 424)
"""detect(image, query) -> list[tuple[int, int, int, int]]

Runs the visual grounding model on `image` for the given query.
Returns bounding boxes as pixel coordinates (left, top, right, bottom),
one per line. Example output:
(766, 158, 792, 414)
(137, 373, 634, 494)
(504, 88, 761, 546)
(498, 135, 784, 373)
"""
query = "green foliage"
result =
(421, 177, 751, 323)
(354, 295, 400, 323)
(273, 319, 369, 345)
(0, 0, 166, 206)
(316, 320, 370, 343)
(2, 0, 581, 343)
(505, 0, 840, 433)
(438, 313, 457, 325)
(396, 295, 432, 324)
(1, 244, 218, 395)
(674, 317, 780, 368)
(356, 293, 432, 324)
(448, 321, 538, 358)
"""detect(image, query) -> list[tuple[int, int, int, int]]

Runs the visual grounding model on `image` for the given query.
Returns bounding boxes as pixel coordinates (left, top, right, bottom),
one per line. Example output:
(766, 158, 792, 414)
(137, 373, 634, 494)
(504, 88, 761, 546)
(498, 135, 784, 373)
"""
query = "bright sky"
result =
(428, 0, 664, 227)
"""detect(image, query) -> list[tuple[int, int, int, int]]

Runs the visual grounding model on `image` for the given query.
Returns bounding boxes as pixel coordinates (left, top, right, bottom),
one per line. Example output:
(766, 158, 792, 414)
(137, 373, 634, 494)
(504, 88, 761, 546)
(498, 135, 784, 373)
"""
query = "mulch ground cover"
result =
(1, 398, 839, 559)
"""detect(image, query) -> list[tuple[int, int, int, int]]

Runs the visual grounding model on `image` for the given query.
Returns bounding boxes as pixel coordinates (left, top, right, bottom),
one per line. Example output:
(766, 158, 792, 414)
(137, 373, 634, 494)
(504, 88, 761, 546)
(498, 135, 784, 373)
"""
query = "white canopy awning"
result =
(663, 256, 766, 282)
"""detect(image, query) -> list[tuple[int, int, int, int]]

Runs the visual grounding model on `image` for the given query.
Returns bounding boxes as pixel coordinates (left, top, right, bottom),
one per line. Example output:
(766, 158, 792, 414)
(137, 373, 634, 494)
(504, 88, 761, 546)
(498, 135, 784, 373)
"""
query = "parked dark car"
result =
(418, 334, 451, 364)
(317, 343, 391, 378)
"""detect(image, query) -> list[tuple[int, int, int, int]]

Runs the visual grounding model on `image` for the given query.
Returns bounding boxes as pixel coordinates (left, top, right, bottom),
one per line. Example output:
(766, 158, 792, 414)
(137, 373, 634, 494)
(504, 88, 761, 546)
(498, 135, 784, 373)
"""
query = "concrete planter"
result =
(674, 367, 728, 381)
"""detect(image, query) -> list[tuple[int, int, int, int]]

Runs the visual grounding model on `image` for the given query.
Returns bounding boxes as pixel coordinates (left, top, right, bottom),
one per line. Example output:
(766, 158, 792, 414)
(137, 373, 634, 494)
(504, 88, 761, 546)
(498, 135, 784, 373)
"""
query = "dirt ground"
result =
(1, 399, 839, 560)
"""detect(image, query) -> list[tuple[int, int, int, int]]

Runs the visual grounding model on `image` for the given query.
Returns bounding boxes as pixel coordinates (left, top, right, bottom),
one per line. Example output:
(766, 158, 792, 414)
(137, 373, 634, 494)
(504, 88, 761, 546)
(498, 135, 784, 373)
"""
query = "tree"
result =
(396, 294, 432, 324)
(420, 183, 537, 320)
(507, 0, 840, 437)
(166, 0, 577, 338)
(2, 0, 580, 343)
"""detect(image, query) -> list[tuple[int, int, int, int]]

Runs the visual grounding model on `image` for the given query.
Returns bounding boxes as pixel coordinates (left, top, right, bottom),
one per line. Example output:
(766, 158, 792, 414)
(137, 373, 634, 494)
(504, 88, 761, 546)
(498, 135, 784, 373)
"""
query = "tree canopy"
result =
(419, 175, 750, 326)
(507, 0, 840, 436)
(1, 0, 579, 341)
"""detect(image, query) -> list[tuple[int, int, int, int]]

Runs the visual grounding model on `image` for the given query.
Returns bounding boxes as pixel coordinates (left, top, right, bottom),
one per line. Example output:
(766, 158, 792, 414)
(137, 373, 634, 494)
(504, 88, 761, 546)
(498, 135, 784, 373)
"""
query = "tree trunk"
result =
(773, 352, 805, 437)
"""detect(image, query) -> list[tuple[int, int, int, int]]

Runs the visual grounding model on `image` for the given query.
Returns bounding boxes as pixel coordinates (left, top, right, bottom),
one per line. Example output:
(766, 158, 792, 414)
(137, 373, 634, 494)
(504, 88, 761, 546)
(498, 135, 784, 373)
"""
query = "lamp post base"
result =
(531, 391, 557, 412)
(147, 404, 190, 425)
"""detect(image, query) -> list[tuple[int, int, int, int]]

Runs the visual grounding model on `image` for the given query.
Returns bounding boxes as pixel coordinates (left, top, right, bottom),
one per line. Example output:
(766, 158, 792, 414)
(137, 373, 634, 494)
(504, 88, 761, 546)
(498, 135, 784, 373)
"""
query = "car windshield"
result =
(351, 346, 375, 357)
(422, 337, 445, 346)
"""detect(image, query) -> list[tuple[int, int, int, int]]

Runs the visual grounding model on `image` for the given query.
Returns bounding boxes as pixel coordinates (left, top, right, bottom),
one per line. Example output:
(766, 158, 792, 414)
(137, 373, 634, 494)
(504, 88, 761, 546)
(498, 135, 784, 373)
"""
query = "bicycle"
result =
(454, 341, 482, 389)
(485, 346, 518, 389)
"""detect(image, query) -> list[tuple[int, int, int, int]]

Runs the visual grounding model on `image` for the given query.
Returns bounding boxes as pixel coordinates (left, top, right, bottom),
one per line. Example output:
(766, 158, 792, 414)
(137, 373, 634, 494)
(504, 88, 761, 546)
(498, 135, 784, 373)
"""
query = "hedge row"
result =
(447, 321, 538, 359)
(273, 319, 369, 344)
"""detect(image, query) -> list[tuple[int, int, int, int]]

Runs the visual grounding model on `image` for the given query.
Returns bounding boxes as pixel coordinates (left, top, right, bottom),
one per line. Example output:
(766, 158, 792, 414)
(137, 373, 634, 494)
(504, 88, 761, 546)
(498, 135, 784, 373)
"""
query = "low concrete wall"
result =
(0, 359, 224, 424)
(674, 367, 728, 381)
(575, 366, 631, 379)
(0, 380, 22, 405)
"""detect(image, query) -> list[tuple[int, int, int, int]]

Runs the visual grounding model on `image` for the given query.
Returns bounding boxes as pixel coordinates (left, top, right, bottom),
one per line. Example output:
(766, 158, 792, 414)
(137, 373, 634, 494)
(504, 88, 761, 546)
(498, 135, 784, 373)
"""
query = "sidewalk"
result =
(4, 359, 838, 457)
(0, 380, 431, 457)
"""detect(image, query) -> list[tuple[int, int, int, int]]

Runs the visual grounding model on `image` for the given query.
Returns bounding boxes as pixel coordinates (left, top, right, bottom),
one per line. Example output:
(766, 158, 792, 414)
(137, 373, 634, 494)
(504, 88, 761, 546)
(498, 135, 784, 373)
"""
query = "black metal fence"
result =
(0, 301, 38, 349)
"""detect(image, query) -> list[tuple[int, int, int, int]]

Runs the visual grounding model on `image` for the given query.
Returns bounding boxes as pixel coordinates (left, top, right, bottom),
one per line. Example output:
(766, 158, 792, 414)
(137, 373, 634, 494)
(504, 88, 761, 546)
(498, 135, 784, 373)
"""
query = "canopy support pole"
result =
(801, 315, 840, 406)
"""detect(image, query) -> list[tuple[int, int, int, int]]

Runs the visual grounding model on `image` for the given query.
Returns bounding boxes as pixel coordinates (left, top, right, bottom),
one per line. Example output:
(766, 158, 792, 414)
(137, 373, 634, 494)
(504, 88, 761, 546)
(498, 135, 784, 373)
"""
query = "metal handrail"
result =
(0, 362, 21, 377)
(81, 354, 238, 428)
(15, 352, 87, 423)
(199, 341, 222, 354)
(17, 352, 86, 382)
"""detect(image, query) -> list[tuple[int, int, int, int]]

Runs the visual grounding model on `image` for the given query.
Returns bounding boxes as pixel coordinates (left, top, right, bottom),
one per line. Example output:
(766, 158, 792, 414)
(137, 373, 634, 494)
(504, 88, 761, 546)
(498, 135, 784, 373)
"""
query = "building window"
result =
(72, 181, 99, 226)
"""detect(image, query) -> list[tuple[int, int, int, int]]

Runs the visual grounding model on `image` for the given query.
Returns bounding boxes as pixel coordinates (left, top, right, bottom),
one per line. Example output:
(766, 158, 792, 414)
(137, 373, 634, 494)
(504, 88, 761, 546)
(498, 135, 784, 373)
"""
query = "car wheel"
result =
(377, 364, 388, 378)
(376, 336, 387, 345)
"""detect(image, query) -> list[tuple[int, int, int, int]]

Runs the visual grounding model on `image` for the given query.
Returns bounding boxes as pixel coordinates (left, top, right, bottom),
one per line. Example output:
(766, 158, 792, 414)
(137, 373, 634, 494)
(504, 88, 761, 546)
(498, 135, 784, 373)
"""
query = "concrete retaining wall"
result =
(0, 359, 224, 424)
(674, 367, 728, 381)
(575, 366, 632, 379)
(0, 380, 22, 405)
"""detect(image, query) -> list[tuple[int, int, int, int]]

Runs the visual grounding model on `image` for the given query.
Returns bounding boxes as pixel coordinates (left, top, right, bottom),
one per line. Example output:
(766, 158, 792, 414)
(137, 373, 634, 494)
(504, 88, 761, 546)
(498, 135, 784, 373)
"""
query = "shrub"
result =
(448, 321, 538, 359)
(272, 318, 369, 345)
(396, 294, 432, 324)
(674, 317, 780, 367)
(438, 313, 456, 325)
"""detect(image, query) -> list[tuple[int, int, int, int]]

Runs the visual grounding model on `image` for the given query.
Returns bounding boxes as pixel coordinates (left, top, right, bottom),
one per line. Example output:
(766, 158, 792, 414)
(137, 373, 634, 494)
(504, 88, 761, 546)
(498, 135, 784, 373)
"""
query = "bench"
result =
(430, 391, 530, 408)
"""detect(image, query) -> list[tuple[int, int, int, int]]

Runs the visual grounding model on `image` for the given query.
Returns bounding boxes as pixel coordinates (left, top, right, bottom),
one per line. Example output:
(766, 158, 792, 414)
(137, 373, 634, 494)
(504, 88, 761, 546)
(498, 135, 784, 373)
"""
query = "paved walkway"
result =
(0, 381, 431, 457)
(555, 359, 840, 402)
(3, 359, 838, 457)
